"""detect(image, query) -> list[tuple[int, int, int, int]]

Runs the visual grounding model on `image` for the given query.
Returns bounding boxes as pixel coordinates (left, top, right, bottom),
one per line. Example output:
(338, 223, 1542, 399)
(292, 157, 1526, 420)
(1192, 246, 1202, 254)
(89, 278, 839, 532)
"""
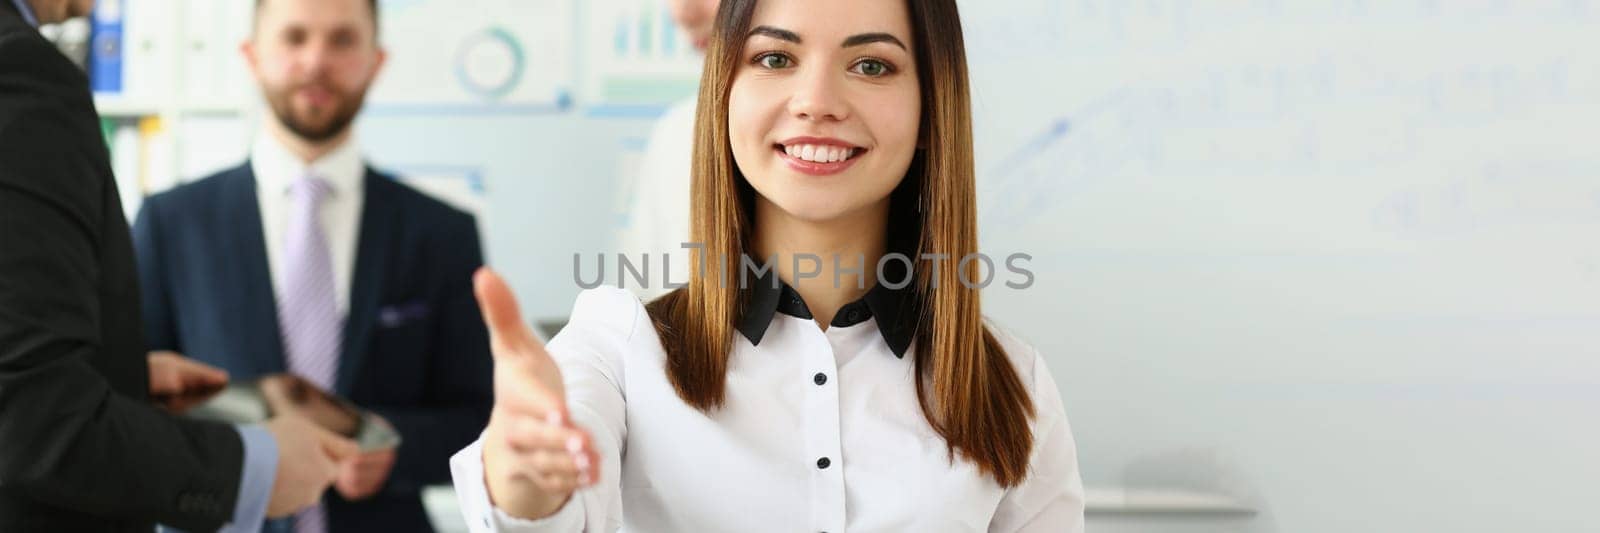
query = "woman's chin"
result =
(765, 196, 858, 224)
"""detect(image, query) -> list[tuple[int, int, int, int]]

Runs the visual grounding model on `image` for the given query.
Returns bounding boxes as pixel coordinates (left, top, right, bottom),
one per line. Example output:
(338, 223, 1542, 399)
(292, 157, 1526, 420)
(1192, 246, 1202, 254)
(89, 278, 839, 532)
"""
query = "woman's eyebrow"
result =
(841, 32, 907, 51)
(746, 26, 907, 52)
(748, 25, 802, 43)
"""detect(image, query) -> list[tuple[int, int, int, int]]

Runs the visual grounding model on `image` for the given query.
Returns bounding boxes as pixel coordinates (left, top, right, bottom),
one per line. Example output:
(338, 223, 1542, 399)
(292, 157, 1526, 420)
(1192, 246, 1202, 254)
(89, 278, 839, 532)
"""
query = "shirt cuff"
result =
(451, 437, 585, 533)
(220, 424, 278, 533)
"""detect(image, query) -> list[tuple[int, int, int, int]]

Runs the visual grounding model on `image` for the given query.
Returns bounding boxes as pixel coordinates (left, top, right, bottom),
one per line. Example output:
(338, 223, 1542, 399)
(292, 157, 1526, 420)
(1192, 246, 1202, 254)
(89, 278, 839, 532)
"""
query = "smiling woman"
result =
(669, 0, 1043, 488)
(450, 0, 1085, 531)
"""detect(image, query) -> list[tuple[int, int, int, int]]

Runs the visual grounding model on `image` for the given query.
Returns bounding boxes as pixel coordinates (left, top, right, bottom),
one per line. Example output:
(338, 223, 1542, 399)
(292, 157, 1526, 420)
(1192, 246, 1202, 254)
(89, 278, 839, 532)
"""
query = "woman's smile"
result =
(774, 136, 869, 175)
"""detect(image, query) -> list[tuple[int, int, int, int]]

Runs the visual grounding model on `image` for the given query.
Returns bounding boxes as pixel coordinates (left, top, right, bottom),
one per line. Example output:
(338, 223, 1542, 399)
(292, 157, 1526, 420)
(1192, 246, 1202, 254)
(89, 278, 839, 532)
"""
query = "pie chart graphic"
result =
(454, 27, 526, 101)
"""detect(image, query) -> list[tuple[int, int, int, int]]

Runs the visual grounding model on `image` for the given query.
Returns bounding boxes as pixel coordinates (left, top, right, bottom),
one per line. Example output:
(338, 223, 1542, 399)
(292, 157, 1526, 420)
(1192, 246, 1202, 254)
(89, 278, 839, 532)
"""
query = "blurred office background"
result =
(40, 0, 1600, 531)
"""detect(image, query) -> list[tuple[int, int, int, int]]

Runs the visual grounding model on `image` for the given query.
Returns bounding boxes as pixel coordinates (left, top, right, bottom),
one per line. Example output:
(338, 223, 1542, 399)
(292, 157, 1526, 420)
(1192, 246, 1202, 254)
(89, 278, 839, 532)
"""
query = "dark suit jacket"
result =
(132, 163, 494, 532)
(0, 4, 247, 532)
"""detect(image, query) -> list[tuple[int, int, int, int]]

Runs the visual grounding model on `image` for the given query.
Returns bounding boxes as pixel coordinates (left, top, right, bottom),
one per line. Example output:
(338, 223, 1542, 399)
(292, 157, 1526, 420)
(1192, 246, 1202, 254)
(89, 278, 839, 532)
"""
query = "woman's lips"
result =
(775, 143, 867, 176)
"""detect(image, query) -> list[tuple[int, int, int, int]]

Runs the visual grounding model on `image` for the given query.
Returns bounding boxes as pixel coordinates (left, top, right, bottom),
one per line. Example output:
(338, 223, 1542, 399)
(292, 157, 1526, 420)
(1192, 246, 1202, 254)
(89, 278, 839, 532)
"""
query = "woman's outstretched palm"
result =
(474, 268, 600, 519)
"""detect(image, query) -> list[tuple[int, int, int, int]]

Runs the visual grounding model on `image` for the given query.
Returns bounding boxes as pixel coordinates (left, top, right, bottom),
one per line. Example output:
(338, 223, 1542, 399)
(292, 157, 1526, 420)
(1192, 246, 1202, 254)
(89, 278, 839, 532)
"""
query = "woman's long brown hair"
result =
(645, 0, 1037, 488)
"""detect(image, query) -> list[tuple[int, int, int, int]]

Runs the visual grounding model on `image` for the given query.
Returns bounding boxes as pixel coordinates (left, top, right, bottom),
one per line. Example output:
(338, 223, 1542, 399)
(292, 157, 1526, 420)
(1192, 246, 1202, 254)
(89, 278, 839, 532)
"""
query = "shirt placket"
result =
(802, 320, 847, 533)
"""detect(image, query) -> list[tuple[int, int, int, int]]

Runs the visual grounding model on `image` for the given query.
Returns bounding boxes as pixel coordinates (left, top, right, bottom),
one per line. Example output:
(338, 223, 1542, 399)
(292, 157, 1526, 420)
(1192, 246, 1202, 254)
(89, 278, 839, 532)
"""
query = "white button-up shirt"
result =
(450, 274, 1084, 532)
(250, 132, 366, 314)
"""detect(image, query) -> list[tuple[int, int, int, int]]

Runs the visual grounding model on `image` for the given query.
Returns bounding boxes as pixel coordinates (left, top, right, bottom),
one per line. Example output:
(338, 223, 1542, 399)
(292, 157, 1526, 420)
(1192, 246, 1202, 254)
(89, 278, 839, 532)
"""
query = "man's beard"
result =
(264, 82, 368, 142)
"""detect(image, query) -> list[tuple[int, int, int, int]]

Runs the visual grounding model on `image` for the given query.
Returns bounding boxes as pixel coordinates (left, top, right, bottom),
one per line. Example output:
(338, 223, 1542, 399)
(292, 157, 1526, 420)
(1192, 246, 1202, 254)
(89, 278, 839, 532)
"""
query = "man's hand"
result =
(147, 351, 228, 413)
(476, 268, 601, 520)
(334, 446, 397, 501)
(257, 374, 398, 501)
(264, 414, 360, 518)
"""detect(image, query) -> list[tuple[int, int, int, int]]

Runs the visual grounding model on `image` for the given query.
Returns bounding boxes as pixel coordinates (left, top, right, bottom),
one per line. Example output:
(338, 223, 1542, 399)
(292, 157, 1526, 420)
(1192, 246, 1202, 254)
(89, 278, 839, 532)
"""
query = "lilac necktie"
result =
(276, 175, 339, 533)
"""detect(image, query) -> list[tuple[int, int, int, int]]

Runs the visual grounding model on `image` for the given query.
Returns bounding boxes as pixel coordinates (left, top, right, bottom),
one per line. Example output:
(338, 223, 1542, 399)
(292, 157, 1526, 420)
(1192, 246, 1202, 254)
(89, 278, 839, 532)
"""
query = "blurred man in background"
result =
(0, 0, 357, 531)
(131, 0, 493, 531)
(617, 0, 721, 301)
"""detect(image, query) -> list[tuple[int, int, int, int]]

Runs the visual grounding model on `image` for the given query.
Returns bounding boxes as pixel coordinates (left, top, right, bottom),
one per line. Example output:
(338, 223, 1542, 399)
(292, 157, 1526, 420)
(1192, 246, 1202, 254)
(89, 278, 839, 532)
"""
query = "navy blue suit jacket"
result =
(131, 163, 493, 533)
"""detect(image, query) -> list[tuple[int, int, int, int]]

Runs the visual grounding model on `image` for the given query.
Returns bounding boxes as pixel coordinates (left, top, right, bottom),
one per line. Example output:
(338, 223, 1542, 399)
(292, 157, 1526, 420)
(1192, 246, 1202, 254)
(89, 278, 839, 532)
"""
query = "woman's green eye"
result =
(758, 54, 792, 69)
(854, 59, 891, 77)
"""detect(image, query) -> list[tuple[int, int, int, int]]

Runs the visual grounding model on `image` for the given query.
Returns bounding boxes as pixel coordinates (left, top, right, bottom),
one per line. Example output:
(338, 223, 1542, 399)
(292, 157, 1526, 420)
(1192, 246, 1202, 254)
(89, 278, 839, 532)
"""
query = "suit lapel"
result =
(224, 165, 288, 377)
(336, 169, 396, 395)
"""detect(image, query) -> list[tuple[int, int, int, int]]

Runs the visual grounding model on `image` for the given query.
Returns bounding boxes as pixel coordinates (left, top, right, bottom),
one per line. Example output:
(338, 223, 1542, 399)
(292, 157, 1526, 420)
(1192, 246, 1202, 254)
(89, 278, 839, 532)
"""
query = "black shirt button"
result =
(813, 373, 827, 386)
(817, 457, 831, 469)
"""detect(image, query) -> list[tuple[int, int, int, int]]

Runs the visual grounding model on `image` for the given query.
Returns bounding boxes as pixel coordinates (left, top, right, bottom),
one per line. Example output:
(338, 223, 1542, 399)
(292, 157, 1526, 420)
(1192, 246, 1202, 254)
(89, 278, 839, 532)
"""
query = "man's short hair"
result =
(254, 0, 381, 35)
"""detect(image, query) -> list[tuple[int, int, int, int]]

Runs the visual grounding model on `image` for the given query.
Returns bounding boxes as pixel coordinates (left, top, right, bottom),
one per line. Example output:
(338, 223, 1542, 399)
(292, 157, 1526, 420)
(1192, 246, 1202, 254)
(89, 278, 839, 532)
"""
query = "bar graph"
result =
(584, 0, 703, 115)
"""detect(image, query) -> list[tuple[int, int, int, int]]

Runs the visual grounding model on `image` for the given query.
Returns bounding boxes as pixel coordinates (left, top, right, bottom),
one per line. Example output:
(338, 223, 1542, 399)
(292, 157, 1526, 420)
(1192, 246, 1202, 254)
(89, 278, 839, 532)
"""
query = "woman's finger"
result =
(502, 412, 591, 454)
(528, 449, 580, 478)
(577, 444, 602, 486)
(528, 451, 581, 494)
(474, 268, 551, 360)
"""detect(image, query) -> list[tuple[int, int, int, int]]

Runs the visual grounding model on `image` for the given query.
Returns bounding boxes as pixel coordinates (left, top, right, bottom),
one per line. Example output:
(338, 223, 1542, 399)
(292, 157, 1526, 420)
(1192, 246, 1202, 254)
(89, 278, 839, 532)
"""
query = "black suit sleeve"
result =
(368, 212, 493, 492)
(0, 42, 246, 532)
(133, 196, 181, 352)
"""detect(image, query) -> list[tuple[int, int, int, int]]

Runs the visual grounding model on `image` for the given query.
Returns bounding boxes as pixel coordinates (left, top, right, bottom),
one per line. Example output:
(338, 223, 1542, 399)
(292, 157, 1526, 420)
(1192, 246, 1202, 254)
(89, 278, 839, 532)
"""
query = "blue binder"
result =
(89, 0, 124, 94)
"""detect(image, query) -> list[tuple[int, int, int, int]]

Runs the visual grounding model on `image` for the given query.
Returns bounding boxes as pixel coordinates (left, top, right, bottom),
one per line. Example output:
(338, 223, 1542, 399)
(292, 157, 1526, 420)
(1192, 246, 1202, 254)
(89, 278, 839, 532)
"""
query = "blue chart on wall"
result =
(581, 0, 704, 117)
(452, 28, 528, 102)
(369, 0, 574, 114)
(369, 0, 702, 117)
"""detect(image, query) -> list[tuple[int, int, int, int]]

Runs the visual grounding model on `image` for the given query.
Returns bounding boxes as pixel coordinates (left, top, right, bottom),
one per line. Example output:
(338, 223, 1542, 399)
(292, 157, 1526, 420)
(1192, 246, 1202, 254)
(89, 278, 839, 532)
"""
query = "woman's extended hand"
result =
(475, 268, 602, 520)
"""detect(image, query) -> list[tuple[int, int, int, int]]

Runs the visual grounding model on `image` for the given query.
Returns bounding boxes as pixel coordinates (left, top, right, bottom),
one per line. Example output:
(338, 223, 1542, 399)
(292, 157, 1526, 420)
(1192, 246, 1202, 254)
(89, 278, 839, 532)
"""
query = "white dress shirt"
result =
(616, 99, 694, 301)
(450, 268, 1085, 532)
(251, 131, 366, 314)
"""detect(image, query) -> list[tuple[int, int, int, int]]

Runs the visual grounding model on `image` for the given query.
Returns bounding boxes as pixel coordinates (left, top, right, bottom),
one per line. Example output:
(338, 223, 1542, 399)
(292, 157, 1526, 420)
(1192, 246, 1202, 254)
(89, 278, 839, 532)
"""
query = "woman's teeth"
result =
(783, 144, 859, 164)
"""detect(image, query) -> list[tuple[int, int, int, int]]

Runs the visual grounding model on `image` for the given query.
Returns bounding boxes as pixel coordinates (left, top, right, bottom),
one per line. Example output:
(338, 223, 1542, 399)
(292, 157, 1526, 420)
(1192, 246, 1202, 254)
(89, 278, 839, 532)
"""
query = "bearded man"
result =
(130, 0, 493, 531)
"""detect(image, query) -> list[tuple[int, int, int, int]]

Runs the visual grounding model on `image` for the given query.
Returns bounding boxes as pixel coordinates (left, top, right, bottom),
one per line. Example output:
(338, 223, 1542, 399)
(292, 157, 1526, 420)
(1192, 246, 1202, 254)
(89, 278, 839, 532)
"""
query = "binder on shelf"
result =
(217, 0, 257, 103)
(182, 0, 255, 106)
(88, 0, 124, 94)
(177, 116, 249, 180)
(138, 116, 177, 196)
(181, 0, 218, 100)
(122, 0, 173, 101)
(110, 122, 144, 221)
(98, 117, 116, 149)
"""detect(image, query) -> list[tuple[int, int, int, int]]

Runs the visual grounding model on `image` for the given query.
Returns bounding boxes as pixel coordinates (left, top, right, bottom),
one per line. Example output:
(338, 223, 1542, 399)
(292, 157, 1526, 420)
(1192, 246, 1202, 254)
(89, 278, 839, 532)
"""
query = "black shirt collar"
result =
(736, 258, 919, 358)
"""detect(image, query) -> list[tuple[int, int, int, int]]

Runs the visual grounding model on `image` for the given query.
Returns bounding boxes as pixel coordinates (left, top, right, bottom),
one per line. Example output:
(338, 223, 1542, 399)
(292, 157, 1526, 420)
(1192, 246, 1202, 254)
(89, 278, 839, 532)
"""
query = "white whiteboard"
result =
(959, 1, 1600, 531)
